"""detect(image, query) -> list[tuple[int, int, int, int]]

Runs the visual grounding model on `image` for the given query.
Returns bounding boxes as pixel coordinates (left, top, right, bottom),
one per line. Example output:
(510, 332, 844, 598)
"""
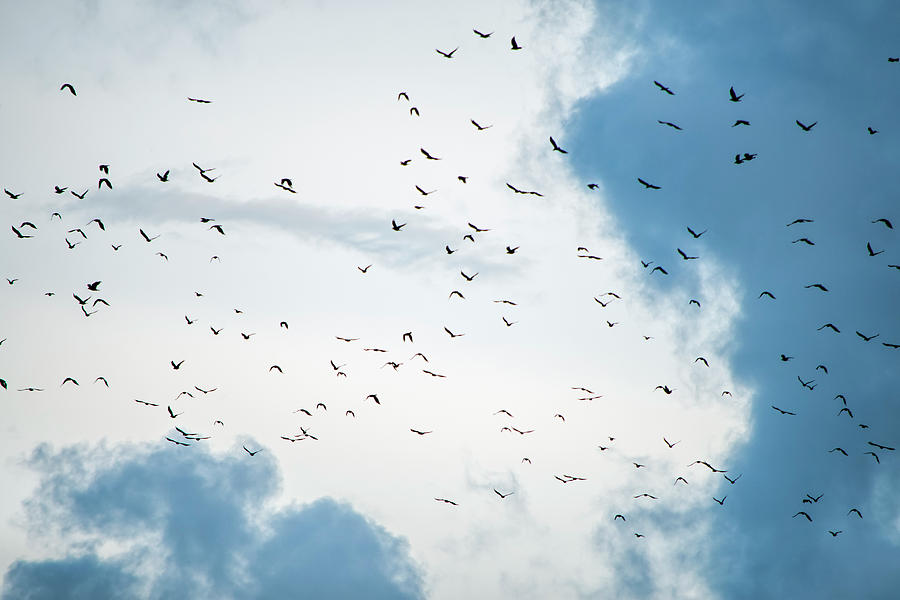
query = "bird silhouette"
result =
(728, 86, 744, 102)
(510, 37, 522, 50)
(549, 137, 567, 153)
(796, 120, 817, 131)
(435, 47, 458, 59)
(654, 81, 674, 95)
(60, 83, 76, 96)
(637, 178, 661, 189)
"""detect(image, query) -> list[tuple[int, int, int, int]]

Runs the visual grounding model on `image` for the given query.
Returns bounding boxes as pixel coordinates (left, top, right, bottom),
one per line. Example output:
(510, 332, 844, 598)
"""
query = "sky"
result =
(0, 1, 897, 598)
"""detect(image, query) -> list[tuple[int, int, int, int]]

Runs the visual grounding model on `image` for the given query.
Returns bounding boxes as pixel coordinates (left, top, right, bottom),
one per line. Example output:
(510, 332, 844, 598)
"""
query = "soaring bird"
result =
(677, 248, 698, 260)
(732, 120, 750, 127)
(866, 242, 884, 256)
(871, 218, 893, 229)
(787, 218, 814, 226)
(139, 229, 159, 242)
(243, 445, 262, 456)
(391, 220, 406, 231)
(856, 331, 880, 342)
(4, 189, 22, 199)
(654, 81, 674, 95)
(805, 283, 828, 292)
(434, 497, 458, 505)
(157, 170, 170, 182)
(188, 97, 212, 103)
(510, 37, 522, 50)
(796, 120, 817, 131)
(435, 47, 458, 59)
(473, 29, 493, 38)
(471, 119, 492, 130)
(771, 405, 796, 415)
(549, 137, 567, 153)
(728, 86, 744, 102)
(793, 511, 812, 522)
(686, 226, 707, 238)
(60, 83, 76, 95)
(818, 323, 840, 333)
(637, 178, 661, 189)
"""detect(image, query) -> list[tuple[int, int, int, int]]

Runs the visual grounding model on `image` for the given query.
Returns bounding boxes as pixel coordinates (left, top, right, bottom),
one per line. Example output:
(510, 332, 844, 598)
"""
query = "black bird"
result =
(694, 357, 709, 367)
(435, 47, 458, 59)
(505, 182, 543, 196)
(4, 189, 22, 199)
(434, 498, 458, 505)
(654, 81, 674, 95)
(657, 120, 682, 130)
(866, 242, 884, 256)
(420, 148, 441, 160)
(868, 127, 879, 135)
(759, 291, 776, 299)
(54, 186, 67, 194)
(816, 364, 828, 374)
(397, 92, 409, 101)
(139, 229, 159, 242)
(677, 248, 698, 260)
(445, 245, 456, 254)
(171, 360, 184, 370)
(166, 437, 191, 447)
(828, 531, 842, 537)
(663, 438, 680, 448)
(71, 190, 88, 199)
(243, 445, 262, 456)
(415, 185, 435, 196)
(724, 474, 742, 484)
(780, 354, 793, 361)
(805, 283, 828, 292)
(410, 429, 433, 436)
(818, 323, 840, 333)
(786, 218, 814, 226)
(510, 37, 522, 50)
(549, 137, 567, 153)
(728, 86, 744, 102)
(856, 331, 879, 342)
(391, 220, 406, 231)
(655, 385, 675, 395)
(98, 178, 112, 189)
(60, 83, 76, 95)
(792, 238, 815, 246)
(209, 224, 225, 235)
(409, 107, 419, 116)
(732, 120, 750, 127)
(357, 265, 372, 273)
(11, 225, 32, 239)
(713, 496, 727, 506)
(686, 227, 707, 238)
(473, 29, 493, 38)
(771, 405, 796, 416)
(86, 281, 101, 291)
(796, 120, 817, 131)
(868, 441, 895, 451)
(829, 447, 848, 456)
(188, 97, 212, 103)
(471, 119, 492, 131)
(650, 266, 668, 275)
(864, 452, 880, 464)
(848, 508, 863, 518)
(793, 511, 812, 522)
(167, 405, 182, 418)
(637, 178, 661, 189)
(157, 170, 170, 182)
(444, 326, 464, 338)
(871, 218, 893, 229)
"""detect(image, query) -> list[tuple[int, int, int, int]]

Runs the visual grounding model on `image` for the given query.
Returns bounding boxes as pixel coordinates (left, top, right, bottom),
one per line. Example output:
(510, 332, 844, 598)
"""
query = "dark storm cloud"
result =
(2, 442, 424, 600)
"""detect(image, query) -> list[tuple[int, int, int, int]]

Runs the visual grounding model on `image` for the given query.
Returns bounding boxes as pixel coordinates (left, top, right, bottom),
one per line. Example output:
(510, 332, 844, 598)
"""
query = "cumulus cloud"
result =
(2, 442, 423, 600)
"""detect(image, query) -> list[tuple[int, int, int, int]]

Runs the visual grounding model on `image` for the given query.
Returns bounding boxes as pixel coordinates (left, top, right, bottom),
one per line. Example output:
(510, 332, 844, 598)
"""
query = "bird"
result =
(269, 365, 283, 373)
(868, 441, 895, 451)
(54, 186, 67, 194)
(818, 323, 840, 333)
(654, 81, 674, 95)
(134, 399, 158, 407)
(209, 224, 225, 235)
(796, 120, 817, 131)
(549, 137, 567, 153)
(460, 270, 478, 281)
(728, 86, 744, 102)
(502, 317, 517, 327)
(663, 438, 680, 448)
(828, 531, 842, 537)
(637, 178, 660, 189)
(829, 448, 848, 456)
(4, 189, 22, 199)
(60, 377, 79, 386)
(689, 460, 726, 473)
(274, 181, 296, 193)
(771, 405, 796, 415)
(397, 92, 409, 101)
(157, 170, 169, 182)
(335, 336, 358, 342)
(793, 511, 812, 522)
(677, 248, 698, 260)
(864, 452, 880, 464)
(505, 182, 543, 196)
(357, 265, 372, 273)
(805, 283, 828, 292)
(410, 429, 433, 436)
(780, 354, 794, 361)
(657, 120, 682, 130)
(868, 126, 879, 135)
(71, 190, 88, 199)
(856, 331, 879, 342)
(365, 394, 381, 405)
(686, 227, 707, 238)
(713, 496, 727, 506)
(792, 238, 815, 246)
(94, 377, 109, 387)
(139, 229, 159, 242)
(194, 386, 217, 394)
(434, 498, 458, 505)
(170, 360, 184, 370)
(587, 183, 599, 189)
(694, 357, 709, 367)
(848, 508, 863, 518)
(166, 437, 191, 447)
(724, 474, 742, 485)
(471, 119, 492, 130)
(241, 332, 255, 340)
(816, 364, 828, 374)
(391, 220, 406, 231)
(732, 119, 750, 127)
(11, 226, 33, 239)
(786, 218, 814, 226)
(468, 222, 490, 233)
(98, 178, 112, 189)
(435, 47, 458, 59)
(445, 245, 456, 254)
(634, 493, 658, 499)
(409, 107, 419, 116)
(243, 445, 262, 456)
(167, 406, 182, 419)
(655, 385, 675, 395)
(650, 266, 668, 275)
(422, 369, 445, 378)
(866, 242, 884, 256)
(510, 37, 522, 50)
(806, 493, 824, 503)
(506, 246, 519, 254)
(871, 218, 893, 229)
(473, 29, 492, 38)
(210, 327, 223, 335)
(60, 83, 76, 95)
(86, 281, 101, 291)
(187, 97, 212, 103)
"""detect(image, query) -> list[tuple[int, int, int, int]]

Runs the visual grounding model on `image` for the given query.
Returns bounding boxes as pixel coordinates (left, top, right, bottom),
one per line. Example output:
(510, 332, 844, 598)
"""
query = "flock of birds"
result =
(2, 28, 897, 549)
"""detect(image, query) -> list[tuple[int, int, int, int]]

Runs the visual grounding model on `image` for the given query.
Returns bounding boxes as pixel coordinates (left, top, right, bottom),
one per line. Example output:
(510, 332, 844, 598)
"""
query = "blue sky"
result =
(0, 1, 897, 598)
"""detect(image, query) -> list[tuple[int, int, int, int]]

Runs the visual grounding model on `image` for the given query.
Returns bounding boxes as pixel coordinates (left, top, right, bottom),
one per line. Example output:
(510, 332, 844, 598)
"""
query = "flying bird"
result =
(435, 47, 458, 59)
(157, 170, 169, 182)
(510, 37, 522, 50)
(473, 29, 492, 38)
(732, 120, 750, 127)
(243, 445, 262, 456)
(728, 86, 744, 102)
(686, 227, 707, 238)
(637, 178, 661, 189)
(188, 97, 212, 103)
(793, 511, 812, 522)
(139, 229, 159, 242)
(654, 81, 674, 95)
(772, 405, 796, 415)
(391, 220, 406, 231)
(657, 120, 682, 130)
(549, 137, 567, 153)
(866, 242, 884, 256)
(60, 83, 76, 95)
(796, 120, 817, 131)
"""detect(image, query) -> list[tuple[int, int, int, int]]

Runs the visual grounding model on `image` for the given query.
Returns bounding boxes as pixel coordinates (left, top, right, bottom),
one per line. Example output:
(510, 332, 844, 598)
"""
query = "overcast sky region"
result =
(1, 1, 898, 598)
